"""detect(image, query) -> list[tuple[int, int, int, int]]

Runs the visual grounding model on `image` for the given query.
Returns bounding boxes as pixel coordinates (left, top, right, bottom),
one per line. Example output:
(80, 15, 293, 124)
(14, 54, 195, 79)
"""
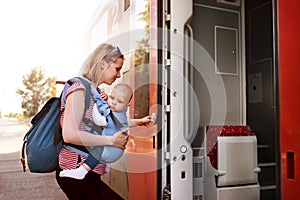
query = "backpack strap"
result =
(54, 77, 93, 147)
(66, 77, 91, 115)
(74, 77, 92, 115)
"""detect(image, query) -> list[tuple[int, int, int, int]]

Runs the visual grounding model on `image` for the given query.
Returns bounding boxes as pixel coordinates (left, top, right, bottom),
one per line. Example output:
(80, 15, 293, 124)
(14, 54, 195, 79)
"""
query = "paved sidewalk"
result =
(0, 117, 123, 200)
(0, 118, 68, 200)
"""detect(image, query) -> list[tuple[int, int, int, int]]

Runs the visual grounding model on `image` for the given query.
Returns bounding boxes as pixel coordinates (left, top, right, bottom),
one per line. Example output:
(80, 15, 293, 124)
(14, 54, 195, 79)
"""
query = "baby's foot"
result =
(59, 165, 88, 180)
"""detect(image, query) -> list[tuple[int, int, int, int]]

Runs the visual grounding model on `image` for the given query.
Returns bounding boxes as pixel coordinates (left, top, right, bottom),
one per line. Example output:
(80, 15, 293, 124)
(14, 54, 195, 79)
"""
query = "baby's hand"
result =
(100, 88, 108, 101)
(138, 116, 153, 126)
(128, 116, 153, 127)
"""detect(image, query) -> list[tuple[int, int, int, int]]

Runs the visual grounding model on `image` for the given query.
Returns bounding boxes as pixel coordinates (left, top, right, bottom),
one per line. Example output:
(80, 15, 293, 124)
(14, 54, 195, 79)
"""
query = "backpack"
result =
(20, 77, 92, 173)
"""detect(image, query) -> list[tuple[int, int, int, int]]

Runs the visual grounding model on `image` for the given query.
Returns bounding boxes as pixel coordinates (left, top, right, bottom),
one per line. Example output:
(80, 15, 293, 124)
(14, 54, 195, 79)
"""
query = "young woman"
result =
(56, 43, 128, 199)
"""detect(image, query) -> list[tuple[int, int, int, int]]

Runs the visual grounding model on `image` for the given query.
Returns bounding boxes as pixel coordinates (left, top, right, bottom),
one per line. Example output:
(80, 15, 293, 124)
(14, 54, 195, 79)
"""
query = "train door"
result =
(245, 0, 279, 199)
(163, 0, 244, 199)
(278, 0, 300, 199)
(167, 0, 274, 199)
(189, 1, 279, 199)
(165, 0, 246, 199)
(83, 1, 162, 199)
(186, 0, 279, 199)
(125, 1, 161, 199)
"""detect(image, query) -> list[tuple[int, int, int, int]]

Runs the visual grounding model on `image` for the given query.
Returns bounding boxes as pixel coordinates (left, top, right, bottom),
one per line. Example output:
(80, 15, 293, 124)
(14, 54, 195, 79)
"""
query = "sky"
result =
(0, 0, 100, 114)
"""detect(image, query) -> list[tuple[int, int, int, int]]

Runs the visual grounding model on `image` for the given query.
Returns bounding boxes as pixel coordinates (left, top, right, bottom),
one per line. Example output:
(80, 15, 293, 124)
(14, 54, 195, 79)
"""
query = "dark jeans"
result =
(56, 167, 104, 200)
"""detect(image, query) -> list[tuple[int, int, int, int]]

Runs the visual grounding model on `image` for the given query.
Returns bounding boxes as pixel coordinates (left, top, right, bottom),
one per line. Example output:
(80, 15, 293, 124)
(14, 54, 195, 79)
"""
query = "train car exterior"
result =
(82, 0, 300, 199)
(278, 0, 300, 199)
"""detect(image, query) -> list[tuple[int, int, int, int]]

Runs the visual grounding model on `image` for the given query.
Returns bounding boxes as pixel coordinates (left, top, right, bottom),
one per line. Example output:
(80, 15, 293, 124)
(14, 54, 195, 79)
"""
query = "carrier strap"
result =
(56, 77, 124, 154)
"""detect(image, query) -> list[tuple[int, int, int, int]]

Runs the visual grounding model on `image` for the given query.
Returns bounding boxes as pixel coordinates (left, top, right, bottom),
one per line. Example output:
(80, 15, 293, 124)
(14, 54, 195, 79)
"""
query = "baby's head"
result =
(108, 83, 133, 112)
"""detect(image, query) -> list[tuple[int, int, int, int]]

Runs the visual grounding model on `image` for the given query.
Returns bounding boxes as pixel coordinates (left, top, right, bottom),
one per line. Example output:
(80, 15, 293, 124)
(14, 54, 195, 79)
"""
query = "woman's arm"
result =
(62, 89, 128, 148)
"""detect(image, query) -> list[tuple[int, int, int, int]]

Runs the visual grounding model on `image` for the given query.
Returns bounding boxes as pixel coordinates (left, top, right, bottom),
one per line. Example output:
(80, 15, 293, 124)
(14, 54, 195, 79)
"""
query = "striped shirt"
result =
(58, 81, 106, 175)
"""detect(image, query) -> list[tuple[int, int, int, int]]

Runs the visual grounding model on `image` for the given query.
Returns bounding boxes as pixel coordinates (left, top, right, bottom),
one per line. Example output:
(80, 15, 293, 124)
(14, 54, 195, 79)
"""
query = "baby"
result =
(60, 83, 151, 179)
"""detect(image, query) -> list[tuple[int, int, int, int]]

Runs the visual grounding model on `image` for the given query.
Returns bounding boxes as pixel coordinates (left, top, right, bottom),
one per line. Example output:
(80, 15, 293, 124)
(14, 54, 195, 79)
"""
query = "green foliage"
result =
(134, 1, 150, 69)
(16, 67, 57, 118)
(133, 1, 150, 118)
(5, 112, 25, 121)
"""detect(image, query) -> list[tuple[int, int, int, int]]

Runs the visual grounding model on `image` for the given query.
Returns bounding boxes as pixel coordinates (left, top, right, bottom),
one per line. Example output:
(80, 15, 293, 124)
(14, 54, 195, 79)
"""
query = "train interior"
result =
(190, 0, 277, 199)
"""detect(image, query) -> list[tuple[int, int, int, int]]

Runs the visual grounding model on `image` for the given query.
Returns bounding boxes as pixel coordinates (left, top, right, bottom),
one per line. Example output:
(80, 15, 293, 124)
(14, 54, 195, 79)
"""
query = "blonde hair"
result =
(81, 43, 124, 84)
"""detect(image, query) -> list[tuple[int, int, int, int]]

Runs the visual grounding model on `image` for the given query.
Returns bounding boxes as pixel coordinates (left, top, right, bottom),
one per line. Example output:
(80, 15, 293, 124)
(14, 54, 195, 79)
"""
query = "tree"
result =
(134, 1, 150, 68)
(16, 67, 57, 118)
(133, 1, 150, 118)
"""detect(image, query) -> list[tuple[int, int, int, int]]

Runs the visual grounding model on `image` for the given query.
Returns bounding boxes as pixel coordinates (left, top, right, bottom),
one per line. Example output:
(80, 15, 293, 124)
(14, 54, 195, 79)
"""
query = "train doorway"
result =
(245, 0, 279, 199)
(189, 0, 279, 199)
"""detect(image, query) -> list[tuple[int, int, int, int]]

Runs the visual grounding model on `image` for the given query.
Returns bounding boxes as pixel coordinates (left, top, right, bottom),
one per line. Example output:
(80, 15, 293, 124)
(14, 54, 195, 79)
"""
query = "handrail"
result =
(184, 23, 194, 140)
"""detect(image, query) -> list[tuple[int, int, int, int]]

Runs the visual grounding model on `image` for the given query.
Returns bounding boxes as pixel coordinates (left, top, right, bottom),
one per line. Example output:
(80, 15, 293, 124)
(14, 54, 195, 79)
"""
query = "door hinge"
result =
(165, 13, 171, 22)
(164, 151, 171, 160)
(164, 105, 171, 112)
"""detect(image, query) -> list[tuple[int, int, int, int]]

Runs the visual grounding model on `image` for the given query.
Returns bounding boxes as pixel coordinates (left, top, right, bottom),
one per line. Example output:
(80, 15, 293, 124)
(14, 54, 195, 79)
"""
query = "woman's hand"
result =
(111, 128, 129, 149)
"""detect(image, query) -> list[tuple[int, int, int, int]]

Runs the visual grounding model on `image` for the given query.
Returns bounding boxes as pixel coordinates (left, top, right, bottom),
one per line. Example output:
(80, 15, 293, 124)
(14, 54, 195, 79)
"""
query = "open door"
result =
(83, 1, 161, 199)
(125, 0, 160, 199)
(165, 0, 195, 199)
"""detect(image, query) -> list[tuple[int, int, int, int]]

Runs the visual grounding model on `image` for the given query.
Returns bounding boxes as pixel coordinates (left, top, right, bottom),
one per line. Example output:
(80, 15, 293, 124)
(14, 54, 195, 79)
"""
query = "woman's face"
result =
(101, 57, 123, 85)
